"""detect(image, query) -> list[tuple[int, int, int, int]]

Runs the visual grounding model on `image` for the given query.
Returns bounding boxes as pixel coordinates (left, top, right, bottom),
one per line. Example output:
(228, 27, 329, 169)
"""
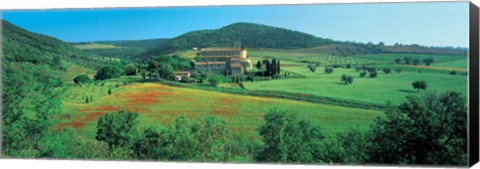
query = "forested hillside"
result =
(1, 20, 105, 157)
(94, 38, 169, 49)
(142, 22, 337, 57)
(142, 22, 466, 59)
(71, 38, 168, 60)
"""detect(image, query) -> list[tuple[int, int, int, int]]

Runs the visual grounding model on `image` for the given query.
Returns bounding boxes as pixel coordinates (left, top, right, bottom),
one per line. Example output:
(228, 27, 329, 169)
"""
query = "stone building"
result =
(194, 47, 251, 75)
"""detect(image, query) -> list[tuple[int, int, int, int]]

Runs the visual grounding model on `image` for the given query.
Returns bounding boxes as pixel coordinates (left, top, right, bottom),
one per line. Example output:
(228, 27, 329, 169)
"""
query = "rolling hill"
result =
(142, 22, 466, 59)
(142, 22, 338, 57)
(70, 38, 169, 60)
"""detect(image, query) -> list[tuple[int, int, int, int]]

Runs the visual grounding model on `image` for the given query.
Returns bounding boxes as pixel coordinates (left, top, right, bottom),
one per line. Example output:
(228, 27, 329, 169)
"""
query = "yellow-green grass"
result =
(59, 64, 97, 85)
(432, 57, 468, 69)
(243, 66, 467, 105)
(173, 50, 197, 59)
(74, 43, 122, 49)
(60, 82, 384, 140)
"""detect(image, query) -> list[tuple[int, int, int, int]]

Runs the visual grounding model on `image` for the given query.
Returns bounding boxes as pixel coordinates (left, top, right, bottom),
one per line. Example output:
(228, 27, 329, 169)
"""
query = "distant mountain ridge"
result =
(142, 22, 339, 57)
(70, 38, 169, 50)
(142, 22, 467, 58)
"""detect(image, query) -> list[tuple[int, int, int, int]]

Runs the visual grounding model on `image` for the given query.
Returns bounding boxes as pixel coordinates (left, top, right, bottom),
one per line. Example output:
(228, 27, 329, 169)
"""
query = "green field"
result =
(242, 50, 468, 105)
(57, 49, 468, 141)
(59, 81, 384, 140)
(74, 43, 123, 49)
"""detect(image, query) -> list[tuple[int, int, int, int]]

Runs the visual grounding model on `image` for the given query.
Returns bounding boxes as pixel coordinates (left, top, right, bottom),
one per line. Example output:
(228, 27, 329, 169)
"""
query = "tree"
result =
(124, 64, 137, 76)
(307, 64, 316, 73)
(195, 52, 202, 62)
(263, 60, 271, 76)
(73, 74, 92, 85)
(395, 68, 402, 74)
(277, 60, 281, 75)
(422, 58, 434, 66)
(341, 75, 353, 85)
(382, 68, 391, 74)
(319, 128, 370, 164)
(412, 58, 421, 65)
(85, 96, 89, 104)
(94, 66, 124, 80)
(157, 63, 175, 79)
(347, 76, 353, 84)
(108, 88, 112, 95)
(256, 61, 262, 70)
(404, 57, 411, 64)
(450, 70, 457, 75)
(257, 109, 324, 163)
(96, 110, 139, 150)
(359, 71, 367, 77)
(369, 71, 377, 78)
(324, 67, 334, 74)
(394, 58, 402, 64)
(368, 91, 467, 165)
(208, 75, 223, 87)
(345, 64, 351, 69)
(411, 80, 427, 91)
(271, 59, 278, 76)
(132, 116, 233, 161)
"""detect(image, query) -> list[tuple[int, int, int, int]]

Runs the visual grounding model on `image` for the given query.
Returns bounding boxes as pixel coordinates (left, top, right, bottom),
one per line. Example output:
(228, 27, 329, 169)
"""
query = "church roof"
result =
(200, 47, 244, 52)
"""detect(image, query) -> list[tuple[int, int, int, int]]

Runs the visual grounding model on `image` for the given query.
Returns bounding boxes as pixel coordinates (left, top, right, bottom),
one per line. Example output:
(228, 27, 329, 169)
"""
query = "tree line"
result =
(84, 91, 467, 165)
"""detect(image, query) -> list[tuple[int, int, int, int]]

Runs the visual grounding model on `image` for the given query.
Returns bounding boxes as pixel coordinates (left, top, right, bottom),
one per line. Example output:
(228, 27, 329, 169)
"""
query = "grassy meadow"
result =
(59, 79, 383, 140)
(242, 50, 468, 105)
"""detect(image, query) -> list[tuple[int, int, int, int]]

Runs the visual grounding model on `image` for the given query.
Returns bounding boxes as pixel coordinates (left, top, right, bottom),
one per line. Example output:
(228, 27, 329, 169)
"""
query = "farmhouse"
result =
(194, 47, 252, 75)
(174, 71, 191, 81)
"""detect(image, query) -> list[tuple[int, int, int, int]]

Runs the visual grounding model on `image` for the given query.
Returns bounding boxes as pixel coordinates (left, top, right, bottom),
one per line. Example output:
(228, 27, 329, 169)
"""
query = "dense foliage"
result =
(94, 65, 124, 80)
(96, 111, 139, 150)
(73, 74, 92, 85)
(1, 20, 77, 158)
(257, 110, 324, 163)
(133, 116, 234, 161)
(368, 91, 467, 165)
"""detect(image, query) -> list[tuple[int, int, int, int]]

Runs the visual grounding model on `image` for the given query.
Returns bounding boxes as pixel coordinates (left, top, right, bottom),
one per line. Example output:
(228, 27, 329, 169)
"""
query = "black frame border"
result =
(469, 1, 479, 167)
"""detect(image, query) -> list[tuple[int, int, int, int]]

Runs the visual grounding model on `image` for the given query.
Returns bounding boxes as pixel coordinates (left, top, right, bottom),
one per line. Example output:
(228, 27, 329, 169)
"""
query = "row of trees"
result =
(94, 111, 259, 161)
(256, 59, 281, 78)
(394, 57, 434, 66)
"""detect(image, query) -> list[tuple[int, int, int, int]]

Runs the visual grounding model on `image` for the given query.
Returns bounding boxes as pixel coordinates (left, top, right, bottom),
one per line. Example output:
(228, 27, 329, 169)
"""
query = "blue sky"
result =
(1, 2, 469, 47)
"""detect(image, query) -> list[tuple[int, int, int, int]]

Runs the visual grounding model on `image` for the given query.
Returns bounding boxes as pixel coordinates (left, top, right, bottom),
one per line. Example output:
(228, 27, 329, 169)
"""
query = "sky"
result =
(1, 2, 470, 47)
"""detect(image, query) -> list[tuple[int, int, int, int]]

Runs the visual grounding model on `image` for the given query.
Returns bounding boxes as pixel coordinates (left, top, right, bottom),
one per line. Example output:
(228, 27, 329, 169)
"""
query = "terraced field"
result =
(248, 50, 378, 66)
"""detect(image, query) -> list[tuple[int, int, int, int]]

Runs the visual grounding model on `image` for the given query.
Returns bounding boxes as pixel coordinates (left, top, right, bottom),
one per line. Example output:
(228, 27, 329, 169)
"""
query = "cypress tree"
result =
(277, 60, 280, 75)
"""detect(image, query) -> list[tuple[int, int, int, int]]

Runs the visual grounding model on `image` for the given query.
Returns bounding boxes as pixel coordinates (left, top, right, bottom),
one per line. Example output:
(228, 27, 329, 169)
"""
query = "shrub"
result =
(74, 74, 92, 85)
(208, 75, 224, 87)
